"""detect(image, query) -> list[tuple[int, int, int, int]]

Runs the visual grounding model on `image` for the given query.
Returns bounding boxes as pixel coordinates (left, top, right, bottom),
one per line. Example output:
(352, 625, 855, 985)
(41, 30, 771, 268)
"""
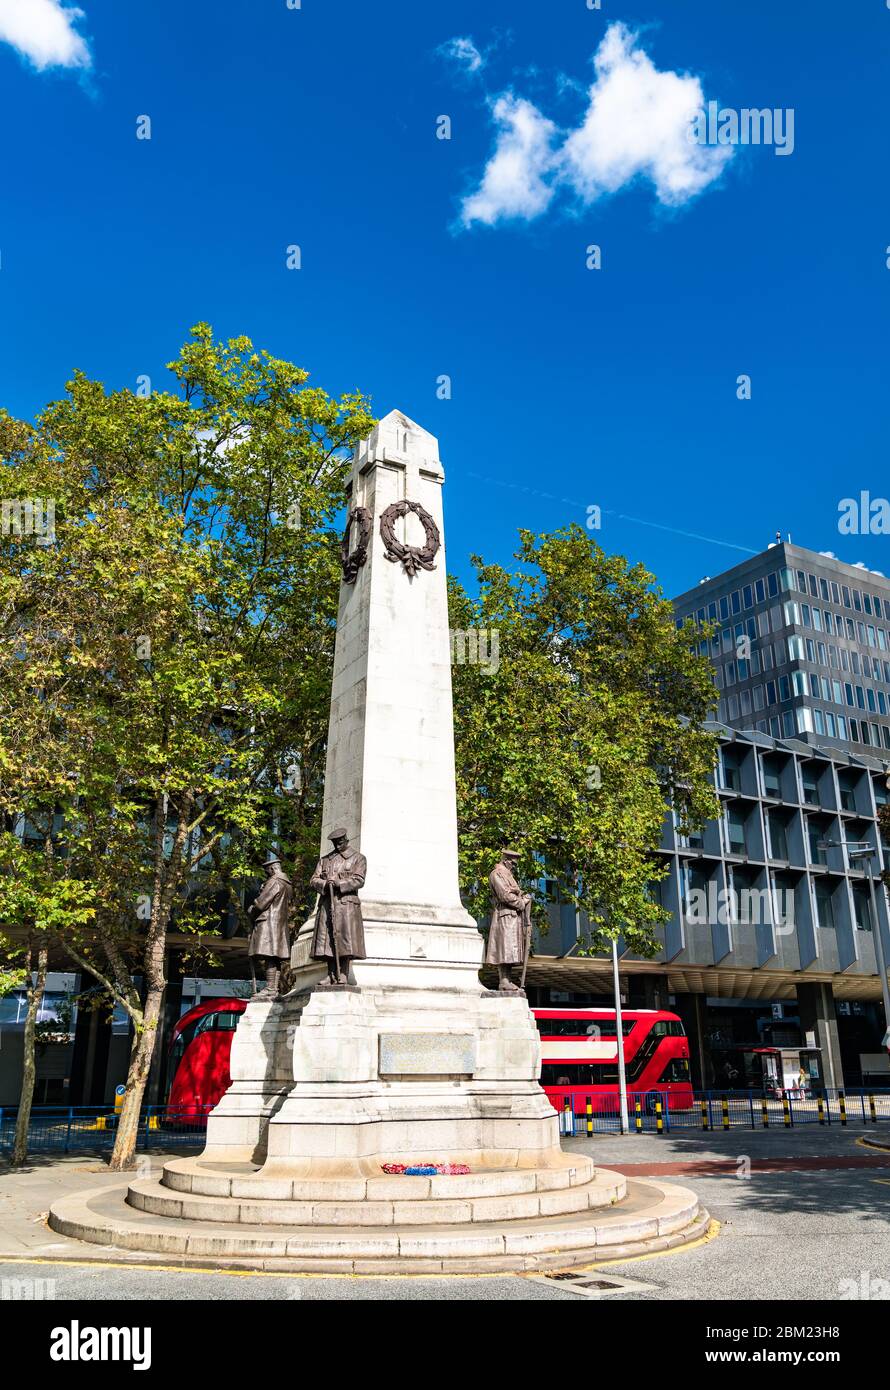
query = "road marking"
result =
(1, 1218, 722, 1281)
(555, 1218, 721, 1272)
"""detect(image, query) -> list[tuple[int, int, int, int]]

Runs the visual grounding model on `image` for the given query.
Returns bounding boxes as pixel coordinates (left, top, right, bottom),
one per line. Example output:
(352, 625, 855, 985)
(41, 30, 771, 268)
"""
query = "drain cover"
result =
(525, 1271, 657, 1298)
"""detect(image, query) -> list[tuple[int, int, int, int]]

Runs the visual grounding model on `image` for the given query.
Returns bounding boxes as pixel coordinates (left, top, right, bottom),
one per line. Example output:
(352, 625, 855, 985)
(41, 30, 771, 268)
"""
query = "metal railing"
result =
(557, 1088, 890, 1135)
(0, 1104, 213, 1155)
(4, 1090, 890, 1152)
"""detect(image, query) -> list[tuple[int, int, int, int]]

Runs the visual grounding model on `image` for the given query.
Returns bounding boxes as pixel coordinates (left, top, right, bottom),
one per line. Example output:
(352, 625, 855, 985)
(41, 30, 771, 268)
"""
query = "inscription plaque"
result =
(378, 1031, 476, 1076)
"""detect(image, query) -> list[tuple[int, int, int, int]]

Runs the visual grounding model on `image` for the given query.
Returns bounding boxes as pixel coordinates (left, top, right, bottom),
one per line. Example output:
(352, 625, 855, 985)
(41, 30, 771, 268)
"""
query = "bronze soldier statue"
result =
(310, 828, 367, 986)
(247, 852, 293, 999)
(485, 847, 532, 994)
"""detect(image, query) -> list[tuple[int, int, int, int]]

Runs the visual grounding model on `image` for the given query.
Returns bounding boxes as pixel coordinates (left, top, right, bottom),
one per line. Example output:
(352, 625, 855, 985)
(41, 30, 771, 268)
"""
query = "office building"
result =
(673, 540, 890, 757)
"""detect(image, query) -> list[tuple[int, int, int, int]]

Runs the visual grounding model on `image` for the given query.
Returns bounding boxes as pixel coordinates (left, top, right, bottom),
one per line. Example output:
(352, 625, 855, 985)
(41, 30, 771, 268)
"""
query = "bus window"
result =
(535, 1017, 636, 1038)
(658, 1057, 691, 1082)
(192, 1010, 239, 1037)
(194, 1013, 214, 1036)
(651, 1020, 686, 1037)
(541, 1063, 620, 1086)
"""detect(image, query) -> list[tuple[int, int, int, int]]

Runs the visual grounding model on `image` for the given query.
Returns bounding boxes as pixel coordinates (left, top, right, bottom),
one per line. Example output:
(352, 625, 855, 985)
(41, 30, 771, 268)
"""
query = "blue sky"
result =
(1, 1, 889, 599)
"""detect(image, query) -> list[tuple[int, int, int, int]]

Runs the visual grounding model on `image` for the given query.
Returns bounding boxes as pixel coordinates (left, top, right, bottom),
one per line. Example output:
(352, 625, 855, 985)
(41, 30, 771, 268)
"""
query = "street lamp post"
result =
(819, 839, 890, 1044)
(611, 935, 630, 1135)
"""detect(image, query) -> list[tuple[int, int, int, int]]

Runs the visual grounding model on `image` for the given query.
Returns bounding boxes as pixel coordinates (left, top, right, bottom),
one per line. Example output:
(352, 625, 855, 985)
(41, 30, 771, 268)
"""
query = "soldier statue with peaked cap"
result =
(485, 847, 532, 994)
(247, 851, 294, 999)
(310, 828, 367, 986)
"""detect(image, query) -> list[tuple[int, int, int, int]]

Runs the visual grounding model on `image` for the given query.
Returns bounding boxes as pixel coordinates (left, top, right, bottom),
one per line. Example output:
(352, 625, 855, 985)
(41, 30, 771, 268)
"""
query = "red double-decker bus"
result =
(166, 997, 244, 1121)
(535, 1007, 694, 1113)
(165, 999, 693, 1122)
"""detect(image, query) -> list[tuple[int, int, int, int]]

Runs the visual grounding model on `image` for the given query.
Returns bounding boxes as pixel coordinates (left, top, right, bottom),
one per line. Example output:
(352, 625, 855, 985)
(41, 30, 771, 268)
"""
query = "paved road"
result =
(2, 1127, 888, 1300)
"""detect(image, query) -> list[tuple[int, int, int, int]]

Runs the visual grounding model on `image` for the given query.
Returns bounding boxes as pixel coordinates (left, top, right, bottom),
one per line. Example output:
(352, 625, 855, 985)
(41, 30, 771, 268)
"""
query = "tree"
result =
(450, 526, 719, 957)
(0, 325, 374, 1168)
(0, 945, 26, 998)
(0, 834, 95, 1165)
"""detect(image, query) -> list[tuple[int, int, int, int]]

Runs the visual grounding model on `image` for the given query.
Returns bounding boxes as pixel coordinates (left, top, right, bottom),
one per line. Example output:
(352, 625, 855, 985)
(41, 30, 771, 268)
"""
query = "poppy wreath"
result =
(379, 499, 441, 577)
(340, 505, 372, 583)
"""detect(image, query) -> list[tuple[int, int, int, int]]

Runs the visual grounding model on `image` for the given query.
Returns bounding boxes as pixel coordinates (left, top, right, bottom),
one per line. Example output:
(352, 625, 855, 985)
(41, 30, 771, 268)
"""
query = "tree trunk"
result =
(108, 983, 162, 1170)
(108, 796, 189, 1171)
(12, 938, 48, 1168)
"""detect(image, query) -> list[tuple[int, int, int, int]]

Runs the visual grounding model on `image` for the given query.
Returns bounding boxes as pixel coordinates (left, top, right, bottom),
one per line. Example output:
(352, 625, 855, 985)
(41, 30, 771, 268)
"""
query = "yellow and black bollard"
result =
(586, 1095, 593, 1138)
(721, 1095, 730, 1131)
(700, 1098, 709, 1131)
(839, 1090, 847, 1127)
(782, 1094, 791, 1127)
(655, 1099, 664, 1134)
(635, 1099, 643, 1132)
(869, 1094, 878, 1125)
(817, 1094, 825, 1125)
(761, 1096, 769, 1128)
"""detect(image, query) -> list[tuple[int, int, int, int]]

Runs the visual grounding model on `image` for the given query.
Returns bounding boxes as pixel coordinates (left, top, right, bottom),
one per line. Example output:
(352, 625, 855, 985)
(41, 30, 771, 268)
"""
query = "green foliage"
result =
(0, 940, 26, 998)
(450, 526, 719, 957)
(0, 833, 96, 938)
(0, 323, 375, 1031)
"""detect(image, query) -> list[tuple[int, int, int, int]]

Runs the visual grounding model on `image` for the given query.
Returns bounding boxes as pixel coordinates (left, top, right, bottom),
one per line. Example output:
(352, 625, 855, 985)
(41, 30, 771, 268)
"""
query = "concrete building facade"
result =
(527, 539, 890, 1092)
(673, 539, 890, 757)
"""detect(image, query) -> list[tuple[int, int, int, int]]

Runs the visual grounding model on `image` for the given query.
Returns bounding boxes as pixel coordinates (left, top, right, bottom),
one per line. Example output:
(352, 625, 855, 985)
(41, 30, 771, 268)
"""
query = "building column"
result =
(796, 981, 845, 1090)
(628, 973, 670, 1011)
(69, 993, 112, 1106)
(673, 992, 709, 1090)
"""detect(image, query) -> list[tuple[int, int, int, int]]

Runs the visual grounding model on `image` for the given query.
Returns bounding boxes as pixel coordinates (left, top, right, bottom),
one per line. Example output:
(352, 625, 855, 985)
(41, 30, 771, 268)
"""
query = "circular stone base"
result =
(145, 1153, 608, 1226)
(48, 1166, 708, 1274)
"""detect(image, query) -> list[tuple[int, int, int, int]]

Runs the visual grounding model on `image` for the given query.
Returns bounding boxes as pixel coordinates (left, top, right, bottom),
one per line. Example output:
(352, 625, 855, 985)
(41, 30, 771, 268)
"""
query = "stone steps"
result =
(128, 1167, 624, 1227)
(160, 1152, 598, 1201)
(48, 1171, 709, 1274)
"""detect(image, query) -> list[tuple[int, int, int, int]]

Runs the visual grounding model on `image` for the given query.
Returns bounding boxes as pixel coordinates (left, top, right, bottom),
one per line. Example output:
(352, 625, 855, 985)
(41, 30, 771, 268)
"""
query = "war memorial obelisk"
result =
(220, 409, 563, 1174)
(50, 411, 705, 1271)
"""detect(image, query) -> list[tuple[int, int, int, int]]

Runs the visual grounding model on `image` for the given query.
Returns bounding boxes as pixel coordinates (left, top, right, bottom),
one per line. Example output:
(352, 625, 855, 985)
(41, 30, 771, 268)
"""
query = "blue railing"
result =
(0, 1104, 213, 1154)
(4, 1089, 890, 1151)
(557, 1087, 890, 1135)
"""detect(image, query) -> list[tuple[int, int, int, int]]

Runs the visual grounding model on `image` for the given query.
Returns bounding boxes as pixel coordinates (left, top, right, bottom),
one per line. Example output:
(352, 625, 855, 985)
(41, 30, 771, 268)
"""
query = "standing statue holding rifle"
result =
(485, 847, 533, 994)
(310, 827, 367, 987)
(247, 852, 294, 1000)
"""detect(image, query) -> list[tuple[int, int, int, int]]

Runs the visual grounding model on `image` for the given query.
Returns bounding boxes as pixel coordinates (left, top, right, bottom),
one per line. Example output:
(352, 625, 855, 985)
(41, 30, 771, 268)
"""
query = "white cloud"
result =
(461, 23, 730, 228)
(438, 36, 484, 75)
(561, 24, 731, 206)
(0, 0, 91, 72)
(460, 94, 558, 228)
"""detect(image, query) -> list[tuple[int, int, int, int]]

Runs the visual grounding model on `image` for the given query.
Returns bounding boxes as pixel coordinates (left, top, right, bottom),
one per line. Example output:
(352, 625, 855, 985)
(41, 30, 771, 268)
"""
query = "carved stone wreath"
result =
(379, 499, 441, 577)
(340, 505, 372, 584)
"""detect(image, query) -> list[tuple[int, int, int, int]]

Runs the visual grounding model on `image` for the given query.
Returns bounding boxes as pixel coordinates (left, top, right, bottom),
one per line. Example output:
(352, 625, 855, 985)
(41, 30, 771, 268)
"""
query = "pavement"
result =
(1, 1124, 889, 1300)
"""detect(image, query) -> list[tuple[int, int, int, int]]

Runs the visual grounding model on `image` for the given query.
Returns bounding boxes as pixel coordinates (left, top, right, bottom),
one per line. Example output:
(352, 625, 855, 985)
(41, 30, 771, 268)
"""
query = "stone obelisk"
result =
(207, 410, 560, 1176)
(291, 410, 481, 990)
